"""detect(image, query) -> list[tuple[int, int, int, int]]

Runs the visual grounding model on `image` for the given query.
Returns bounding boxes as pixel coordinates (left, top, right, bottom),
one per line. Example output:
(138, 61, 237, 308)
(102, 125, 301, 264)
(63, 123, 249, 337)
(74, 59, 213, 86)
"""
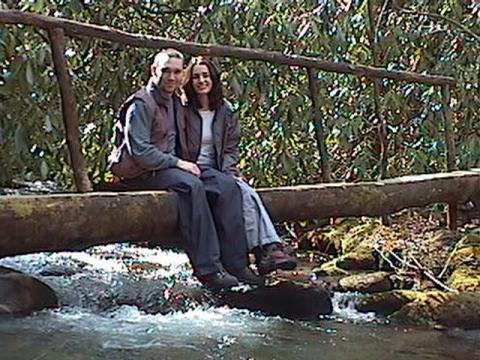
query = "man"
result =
(108, 49, 262, 290)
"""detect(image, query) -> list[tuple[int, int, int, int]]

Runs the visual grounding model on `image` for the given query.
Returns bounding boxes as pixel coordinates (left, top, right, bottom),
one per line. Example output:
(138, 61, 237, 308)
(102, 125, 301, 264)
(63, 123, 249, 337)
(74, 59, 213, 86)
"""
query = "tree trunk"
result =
(306, 67, 331, 182)
(0, 170, 478, 258)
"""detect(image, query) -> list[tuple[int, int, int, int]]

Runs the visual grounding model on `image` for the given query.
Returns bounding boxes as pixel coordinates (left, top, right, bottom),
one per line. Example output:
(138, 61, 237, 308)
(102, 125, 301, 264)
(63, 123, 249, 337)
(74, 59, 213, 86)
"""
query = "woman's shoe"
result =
(255, 243, 297, 275)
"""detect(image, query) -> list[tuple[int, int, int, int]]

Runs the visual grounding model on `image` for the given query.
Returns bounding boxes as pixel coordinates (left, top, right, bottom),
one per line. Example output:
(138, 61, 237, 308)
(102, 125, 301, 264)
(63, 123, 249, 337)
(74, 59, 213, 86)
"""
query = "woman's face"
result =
(191, 64, 213, 95)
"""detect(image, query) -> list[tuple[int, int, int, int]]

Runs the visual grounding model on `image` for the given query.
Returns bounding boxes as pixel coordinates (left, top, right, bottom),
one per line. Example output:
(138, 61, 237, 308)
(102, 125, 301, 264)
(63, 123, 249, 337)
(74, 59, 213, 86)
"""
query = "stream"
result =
(0, 245, 479, 360)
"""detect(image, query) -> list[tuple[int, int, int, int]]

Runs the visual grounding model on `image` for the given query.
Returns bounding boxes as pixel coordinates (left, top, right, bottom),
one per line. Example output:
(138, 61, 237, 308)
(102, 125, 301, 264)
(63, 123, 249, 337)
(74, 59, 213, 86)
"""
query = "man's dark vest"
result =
(109, 87, 186, 179)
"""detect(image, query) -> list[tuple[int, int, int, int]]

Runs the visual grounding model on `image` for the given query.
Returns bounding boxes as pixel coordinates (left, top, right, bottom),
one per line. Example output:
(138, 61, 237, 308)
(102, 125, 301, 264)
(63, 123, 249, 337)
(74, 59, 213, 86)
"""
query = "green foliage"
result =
(0, 0, 478, 188)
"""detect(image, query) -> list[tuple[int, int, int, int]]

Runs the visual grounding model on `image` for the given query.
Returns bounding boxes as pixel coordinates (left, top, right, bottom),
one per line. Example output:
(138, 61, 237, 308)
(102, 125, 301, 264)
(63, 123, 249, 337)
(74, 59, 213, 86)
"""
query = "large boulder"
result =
(355, 290, 414, 316)
(220, 281, 332, 320)
(356, 289, 480, 330)
(0, 266, 58, 315)
(433, 292, 480, 329)
(313, 247, 378, 276)
(335, 247, 378, 271)
(391, 291, 480, 330)
(446, 233, 480, 292)
(338, 271, 393, 293)
(448, 267, 480, 292)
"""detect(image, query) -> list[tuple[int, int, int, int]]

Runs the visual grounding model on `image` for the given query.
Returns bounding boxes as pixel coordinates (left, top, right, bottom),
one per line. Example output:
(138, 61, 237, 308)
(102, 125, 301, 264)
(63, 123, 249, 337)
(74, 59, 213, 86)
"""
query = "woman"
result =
(183, 57, 297, 275)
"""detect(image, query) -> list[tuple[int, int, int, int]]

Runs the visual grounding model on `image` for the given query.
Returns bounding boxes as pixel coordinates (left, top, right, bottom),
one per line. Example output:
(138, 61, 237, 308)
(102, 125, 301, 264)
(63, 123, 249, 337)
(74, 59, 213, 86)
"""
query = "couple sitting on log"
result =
(108, 48, 297, 291)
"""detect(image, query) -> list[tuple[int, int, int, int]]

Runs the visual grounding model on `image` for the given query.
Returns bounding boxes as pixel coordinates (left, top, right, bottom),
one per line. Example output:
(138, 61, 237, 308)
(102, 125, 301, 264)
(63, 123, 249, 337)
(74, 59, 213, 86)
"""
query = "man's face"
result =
(151, 57, 184, 95)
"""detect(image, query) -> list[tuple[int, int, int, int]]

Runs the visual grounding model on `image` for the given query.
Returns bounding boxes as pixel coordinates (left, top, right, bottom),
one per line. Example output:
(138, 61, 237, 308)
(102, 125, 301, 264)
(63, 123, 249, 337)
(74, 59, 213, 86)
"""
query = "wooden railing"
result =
(0, 10, 460, 228)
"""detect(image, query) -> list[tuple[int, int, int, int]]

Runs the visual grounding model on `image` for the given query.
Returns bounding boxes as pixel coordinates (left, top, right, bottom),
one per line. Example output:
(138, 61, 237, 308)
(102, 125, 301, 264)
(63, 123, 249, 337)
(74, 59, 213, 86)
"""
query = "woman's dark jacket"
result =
(182, 101, 240, 176)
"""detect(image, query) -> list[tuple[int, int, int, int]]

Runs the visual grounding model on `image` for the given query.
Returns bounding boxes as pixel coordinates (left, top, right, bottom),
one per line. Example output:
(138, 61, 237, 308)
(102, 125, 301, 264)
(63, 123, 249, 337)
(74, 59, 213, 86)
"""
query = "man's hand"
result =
(176, 159, 201, 177)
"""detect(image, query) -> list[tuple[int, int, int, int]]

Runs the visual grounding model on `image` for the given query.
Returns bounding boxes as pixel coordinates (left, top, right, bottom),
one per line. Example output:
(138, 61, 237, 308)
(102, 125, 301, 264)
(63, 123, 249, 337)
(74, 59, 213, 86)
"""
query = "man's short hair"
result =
(153, 48, 184, 67)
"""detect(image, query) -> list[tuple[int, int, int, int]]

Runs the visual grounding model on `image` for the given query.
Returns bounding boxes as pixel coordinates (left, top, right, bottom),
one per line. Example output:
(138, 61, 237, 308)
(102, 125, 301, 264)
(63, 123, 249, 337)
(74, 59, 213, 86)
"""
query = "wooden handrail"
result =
(0, 10, 456, 86)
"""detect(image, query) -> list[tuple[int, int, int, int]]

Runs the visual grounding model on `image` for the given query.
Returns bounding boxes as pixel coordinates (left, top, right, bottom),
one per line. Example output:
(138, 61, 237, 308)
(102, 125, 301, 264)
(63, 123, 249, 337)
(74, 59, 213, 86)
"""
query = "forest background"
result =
(0, 0, 478, 190)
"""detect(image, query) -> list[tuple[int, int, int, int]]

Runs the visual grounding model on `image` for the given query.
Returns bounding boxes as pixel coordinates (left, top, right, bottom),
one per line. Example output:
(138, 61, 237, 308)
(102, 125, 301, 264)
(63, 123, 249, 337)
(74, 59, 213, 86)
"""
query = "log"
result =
(0, 10, 455, 86)
(262, 170, 480, 221)
(0, 170, 479, 258)
(0, 191, 179, 257)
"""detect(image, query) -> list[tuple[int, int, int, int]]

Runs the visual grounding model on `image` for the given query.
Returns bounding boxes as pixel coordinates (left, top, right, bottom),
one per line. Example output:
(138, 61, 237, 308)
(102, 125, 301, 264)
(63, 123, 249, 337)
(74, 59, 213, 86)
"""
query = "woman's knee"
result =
(216, 178, 243, 203)
(181, 174, 205, 193)
(216, 174, 239, 193)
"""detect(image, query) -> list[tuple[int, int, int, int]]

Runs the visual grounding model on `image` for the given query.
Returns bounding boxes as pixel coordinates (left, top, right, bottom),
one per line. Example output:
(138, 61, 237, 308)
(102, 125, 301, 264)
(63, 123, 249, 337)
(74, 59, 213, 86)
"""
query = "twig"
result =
(375, 0, 390, 44)
(374, 242, 458, 293)
(408, 253, 458, 293)
(438, 241, 462, 279)
(373, 244, 398, 270)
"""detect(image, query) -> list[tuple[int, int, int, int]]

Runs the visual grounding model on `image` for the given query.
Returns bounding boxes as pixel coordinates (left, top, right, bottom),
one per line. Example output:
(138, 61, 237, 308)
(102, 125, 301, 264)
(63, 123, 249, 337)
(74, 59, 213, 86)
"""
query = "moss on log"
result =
(0, 170, 479, 257)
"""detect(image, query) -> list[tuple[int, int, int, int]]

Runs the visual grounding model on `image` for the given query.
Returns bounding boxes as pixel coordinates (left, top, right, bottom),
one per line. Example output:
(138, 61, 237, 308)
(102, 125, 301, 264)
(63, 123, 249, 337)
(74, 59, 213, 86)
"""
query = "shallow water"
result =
(1, 246, 479, 360)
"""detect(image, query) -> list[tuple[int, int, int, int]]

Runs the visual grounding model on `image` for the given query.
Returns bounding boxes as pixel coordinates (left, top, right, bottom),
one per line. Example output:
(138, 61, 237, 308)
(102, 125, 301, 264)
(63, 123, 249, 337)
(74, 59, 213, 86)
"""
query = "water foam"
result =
(331, 292, 378, 323)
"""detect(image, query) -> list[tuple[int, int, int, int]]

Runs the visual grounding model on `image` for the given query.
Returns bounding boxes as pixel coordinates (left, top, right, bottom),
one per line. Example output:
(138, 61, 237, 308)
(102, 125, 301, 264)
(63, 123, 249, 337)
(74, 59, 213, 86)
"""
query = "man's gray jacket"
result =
(109, 80, 188, 179)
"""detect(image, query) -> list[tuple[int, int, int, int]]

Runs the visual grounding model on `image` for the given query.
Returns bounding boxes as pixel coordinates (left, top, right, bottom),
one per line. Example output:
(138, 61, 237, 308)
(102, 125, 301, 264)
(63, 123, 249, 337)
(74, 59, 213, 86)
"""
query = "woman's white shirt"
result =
(197, 110, 216, 167)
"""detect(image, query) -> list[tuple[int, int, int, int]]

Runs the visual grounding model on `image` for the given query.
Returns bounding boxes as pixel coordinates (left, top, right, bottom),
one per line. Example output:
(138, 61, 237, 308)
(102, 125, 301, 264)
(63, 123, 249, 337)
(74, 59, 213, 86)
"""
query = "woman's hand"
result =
(233, 175, 247, 182)
(176, 159, 201, 177)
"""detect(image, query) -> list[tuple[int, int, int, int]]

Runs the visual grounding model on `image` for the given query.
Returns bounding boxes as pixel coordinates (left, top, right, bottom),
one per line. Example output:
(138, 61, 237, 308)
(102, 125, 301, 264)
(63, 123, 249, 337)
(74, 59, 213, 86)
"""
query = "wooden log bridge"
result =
(1, 170, 479, 258)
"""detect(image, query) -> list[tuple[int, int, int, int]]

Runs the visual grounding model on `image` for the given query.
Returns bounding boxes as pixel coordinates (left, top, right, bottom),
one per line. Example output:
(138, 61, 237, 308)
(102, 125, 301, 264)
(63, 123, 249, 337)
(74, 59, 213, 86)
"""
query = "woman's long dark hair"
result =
(185, 57, 224, 111)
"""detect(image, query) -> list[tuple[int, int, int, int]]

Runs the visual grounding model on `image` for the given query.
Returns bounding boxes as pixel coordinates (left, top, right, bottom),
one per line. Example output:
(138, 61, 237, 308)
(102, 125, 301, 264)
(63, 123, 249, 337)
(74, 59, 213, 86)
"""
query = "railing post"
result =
(441, 84, 458, 230)
(48, 27, 92, 192)
(367, 0, 388, 180)
(307, 68, 331, 183)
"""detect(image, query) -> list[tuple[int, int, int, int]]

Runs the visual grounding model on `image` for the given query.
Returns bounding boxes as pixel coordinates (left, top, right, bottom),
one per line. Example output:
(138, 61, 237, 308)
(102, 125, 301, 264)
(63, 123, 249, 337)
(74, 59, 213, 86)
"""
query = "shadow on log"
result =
(0, 170, 479, 258)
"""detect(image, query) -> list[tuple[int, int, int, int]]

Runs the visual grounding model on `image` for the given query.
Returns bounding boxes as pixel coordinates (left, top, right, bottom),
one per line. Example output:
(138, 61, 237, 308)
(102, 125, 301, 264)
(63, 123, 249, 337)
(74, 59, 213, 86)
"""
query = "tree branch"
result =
(139, 2, 196, 17)
(398, 8, 480, 42)
(375, 0, 390, 44)
(367, 0, 388, 179)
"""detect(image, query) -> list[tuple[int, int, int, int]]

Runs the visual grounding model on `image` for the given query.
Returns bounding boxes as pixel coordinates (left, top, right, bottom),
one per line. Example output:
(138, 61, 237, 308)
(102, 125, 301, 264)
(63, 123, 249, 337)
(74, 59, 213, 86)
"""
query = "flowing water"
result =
(0, 245, 479, 360)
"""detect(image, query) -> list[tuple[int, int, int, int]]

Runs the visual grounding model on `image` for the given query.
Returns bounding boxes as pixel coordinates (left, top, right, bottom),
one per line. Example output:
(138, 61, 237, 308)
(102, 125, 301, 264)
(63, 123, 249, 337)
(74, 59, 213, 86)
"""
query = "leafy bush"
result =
(0, 0, 478, 189)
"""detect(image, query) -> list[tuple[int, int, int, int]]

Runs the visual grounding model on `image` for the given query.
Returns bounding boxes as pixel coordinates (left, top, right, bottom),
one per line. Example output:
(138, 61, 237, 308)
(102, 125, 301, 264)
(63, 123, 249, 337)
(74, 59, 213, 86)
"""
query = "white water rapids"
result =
(0, 245, 478, 360)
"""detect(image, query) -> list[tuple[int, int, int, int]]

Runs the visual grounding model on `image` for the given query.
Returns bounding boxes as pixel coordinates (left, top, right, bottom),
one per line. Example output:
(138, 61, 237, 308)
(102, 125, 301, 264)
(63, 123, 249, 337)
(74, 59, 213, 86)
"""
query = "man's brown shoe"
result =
(227, 267, 265, 286)
(198, 270, 239, 291)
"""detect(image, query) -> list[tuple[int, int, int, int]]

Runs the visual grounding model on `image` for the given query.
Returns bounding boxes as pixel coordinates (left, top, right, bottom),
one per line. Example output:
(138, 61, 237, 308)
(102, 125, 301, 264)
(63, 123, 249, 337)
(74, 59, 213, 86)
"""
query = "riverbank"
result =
(290, 209, 479, 329)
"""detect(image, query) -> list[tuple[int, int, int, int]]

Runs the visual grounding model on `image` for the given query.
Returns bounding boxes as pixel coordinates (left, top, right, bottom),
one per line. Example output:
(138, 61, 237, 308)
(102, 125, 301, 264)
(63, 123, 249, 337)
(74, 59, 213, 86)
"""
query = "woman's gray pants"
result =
(236, 179, 281, 251)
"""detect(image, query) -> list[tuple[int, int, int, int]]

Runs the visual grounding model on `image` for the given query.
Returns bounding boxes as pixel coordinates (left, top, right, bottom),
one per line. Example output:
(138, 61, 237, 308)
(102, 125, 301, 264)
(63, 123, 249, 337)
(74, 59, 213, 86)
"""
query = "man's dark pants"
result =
(124, 167, 248, 276)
